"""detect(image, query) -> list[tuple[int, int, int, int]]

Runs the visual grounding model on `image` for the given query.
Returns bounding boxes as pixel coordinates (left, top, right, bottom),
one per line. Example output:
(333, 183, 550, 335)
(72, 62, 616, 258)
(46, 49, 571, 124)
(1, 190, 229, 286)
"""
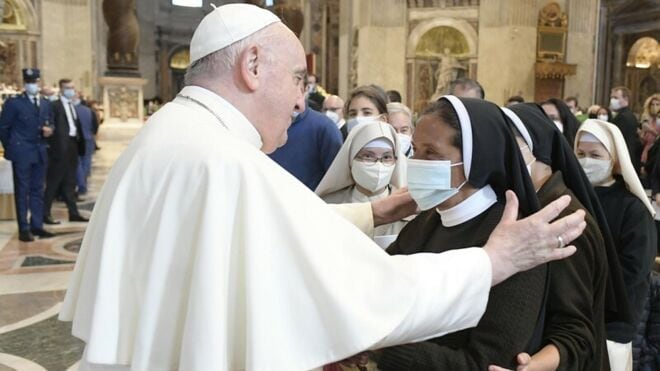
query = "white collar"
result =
(176, 85, 263, 150)
(436, 185, 498, 227)
(60, 95, 71, 104)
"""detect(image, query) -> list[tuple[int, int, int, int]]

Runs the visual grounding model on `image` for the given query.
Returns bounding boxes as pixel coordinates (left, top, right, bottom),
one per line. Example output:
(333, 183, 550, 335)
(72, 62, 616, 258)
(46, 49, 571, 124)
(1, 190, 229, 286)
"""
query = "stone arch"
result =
(626, 37, 659, 69)
(407, 18, 477, 58)
(0, 0, 39, 33)
(168, 45, 190, 70)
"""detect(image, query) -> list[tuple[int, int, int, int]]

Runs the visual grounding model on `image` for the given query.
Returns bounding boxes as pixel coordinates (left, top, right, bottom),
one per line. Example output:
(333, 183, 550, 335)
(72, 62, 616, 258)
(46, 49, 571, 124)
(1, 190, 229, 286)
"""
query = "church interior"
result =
(0, 0, 658, 369)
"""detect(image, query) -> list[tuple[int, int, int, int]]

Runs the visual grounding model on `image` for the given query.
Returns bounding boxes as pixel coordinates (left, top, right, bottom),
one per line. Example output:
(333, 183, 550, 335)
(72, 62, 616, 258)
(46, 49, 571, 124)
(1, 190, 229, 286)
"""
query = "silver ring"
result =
(557, 236, 565, 249)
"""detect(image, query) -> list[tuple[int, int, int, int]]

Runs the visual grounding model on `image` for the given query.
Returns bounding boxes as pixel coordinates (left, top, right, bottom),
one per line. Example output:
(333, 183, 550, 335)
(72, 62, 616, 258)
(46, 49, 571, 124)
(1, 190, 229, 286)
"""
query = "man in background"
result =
(611, 86, 642, 174)
(0, 68, 54, 241)
(449, 77, 485, 99)
(43, 79, 87, 224)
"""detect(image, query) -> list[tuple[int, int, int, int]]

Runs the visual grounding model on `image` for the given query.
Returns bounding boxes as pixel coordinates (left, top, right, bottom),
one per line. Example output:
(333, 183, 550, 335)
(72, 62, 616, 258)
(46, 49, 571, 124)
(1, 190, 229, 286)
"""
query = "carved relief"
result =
(108, 86, 139, 121)
(0, 41, 17, 85)
(538, 2, 567, 28)
(103, 0, 140, 73)
(349, 28, 359, 90)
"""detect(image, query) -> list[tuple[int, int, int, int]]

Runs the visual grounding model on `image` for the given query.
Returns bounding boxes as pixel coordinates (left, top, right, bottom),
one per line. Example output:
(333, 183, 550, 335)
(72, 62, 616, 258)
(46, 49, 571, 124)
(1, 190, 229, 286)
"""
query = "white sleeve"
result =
(373, 248, 493, 348)
(328, 202, 374, 237)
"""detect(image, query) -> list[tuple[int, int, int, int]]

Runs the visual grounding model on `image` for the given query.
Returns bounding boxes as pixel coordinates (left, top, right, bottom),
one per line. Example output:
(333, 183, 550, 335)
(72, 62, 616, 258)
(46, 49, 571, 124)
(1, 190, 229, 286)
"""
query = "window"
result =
(172, 0, 202, 8)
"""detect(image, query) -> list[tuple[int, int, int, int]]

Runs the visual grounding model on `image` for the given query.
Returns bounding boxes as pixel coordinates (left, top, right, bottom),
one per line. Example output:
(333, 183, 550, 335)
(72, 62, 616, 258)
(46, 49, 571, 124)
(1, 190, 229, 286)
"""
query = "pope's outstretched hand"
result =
(485, 191, 584, 285)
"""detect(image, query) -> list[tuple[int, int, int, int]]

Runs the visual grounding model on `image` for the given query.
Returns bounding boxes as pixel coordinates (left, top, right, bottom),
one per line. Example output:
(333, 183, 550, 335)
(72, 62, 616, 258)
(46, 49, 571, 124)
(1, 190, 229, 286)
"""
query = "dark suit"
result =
(612, 106, 642, 174)
(0, 92, 52, 231)
(43, 98, 85, 219)
(75, 103, 97, 194)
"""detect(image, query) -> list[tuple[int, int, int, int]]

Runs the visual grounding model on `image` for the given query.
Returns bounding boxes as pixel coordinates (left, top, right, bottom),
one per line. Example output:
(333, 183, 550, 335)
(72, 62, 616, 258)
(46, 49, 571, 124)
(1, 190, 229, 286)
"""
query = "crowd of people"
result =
(0, 68, 101, 242)
(267, 71, 660, 370)
(52, 4, 659, 371)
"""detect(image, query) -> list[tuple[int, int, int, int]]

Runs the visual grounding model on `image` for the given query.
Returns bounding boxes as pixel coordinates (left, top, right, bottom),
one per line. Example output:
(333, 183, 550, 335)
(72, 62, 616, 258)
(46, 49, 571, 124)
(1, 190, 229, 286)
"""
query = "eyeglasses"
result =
(355, 153, 396, 166)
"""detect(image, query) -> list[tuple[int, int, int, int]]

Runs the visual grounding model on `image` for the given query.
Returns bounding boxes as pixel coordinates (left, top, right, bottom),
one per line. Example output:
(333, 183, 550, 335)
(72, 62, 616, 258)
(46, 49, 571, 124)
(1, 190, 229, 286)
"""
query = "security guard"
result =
(0, 68, 55, 241)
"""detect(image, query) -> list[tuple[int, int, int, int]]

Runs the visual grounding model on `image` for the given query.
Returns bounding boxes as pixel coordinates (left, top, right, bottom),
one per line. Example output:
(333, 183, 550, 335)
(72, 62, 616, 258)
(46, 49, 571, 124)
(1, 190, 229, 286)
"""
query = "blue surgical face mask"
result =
(62, 88, 76, 99)
(407, 158, 466, 210)
(24, 83, 39, 96)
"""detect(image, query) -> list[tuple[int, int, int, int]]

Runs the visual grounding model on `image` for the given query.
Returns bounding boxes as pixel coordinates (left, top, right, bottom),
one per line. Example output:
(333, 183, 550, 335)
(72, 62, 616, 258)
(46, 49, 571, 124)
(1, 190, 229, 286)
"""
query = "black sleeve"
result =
(91, 110, 99, 135)
(542, 228, 599, 370)
(652, 149, 660, 196)
(378, 266, 547, 370)
(617, 201, 657, 335)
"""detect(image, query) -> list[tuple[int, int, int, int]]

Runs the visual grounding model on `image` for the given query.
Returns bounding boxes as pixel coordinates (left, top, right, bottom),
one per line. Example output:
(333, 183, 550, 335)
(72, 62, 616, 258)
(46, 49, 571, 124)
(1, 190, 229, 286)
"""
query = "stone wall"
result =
(40, 0, 94, 95)
(563, 0, 600, 107)
(338, 0, 407, 99)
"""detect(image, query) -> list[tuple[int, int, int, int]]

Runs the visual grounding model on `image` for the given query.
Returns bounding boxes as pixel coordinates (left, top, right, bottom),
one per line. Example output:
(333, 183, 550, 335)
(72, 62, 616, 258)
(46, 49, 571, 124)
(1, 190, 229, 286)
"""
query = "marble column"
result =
(563, 0, 600, 106)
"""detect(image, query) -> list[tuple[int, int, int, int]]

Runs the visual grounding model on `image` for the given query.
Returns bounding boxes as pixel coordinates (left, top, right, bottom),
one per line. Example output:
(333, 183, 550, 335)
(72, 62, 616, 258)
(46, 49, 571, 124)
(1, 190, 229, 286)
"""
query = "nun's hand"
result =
(372, 188, 418, 227)
(484, 191, 584, 286)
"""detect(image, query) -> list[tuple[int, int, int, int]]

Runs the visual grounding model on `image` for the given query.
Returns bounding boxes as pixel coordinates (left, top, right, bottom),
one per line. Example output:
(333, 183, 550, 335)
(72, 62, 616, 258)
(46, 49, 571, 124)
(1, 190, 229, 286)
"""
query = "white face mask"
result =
(324, 110, 340, 125)
(351, 161, 394, 193)
(578, 157, 613, 185)
(407, 159, 466, 210)
(610, 98, 622, 111)
(396, 133, 412, 154)
(346, 116, 379, 133)
(597, 114, 608, 121)
(553, 120, 564, 133)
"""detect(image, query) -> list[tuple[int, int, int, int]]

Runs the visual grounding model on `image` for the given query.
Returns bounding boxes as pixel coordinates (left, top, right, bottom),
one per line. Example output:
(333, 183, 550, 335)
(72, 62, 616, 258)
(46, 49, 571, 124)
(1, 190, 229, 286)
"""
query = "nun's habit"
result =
(315, 121, 408, 236)
(378, 96, 547, 370)
(577, 120, 656, 346)
(507, 103, 631, 370)
(545, 98, 580, 148)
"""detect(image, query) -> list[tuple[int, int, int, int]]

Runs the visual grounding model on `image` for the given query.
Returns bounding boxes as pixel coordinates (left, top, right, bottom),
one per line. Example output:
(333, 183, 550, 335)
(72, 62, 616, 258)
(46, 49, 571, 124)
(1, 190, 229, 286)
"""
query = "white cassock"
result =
(59, 85, 492, 371)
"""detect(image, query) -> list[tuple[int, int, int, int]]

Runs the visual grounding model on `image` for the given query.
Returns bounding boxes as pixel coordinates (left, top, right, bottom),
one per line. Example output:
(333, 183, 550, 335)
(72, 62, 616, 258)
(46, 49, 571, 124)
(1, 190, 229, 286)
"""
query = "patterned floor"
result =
(0, 120, 142, 371)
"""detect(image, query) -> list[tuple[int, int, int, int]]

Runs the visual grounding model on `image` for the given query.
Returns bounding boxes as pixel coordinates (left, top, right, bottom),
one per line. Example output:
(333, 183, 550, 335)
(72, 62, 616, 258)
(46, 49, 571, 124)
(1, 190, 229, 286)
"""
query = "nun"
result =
(497, 103, 631, 370)
(541, 98, 580, 147)
(315, 120, 408, 237)
(576, 119, 657, 370)
(376, 96, 548, 370)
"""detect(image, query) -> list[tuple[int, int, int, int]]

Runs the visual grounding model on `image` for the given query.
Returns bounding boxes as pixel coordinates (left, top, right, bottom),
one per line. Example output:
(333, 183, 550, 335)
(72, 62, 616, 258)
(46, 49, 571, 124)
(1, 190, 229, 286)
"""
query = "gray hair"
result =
(449, 77, 485, 99)
(387, 102, 412, 120)
(184, 26, 276, 86)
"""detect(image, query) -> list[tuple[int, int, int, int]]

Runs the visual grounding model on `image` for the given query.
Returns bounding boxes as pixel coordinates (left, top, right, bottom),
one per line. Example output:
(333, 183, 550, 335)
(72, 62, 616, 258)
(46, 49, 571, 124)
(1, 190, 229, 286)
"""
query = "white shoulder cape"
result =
(59, 86, 492, 371)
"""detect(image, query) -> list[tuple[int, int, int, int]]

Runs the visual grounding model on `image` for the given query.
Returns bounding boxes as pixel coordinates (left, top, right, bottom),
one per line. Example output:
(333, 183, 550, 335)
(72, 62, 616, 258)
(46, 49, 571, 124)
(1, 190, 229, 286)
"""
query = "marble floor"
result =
(0, 120, 142, 371)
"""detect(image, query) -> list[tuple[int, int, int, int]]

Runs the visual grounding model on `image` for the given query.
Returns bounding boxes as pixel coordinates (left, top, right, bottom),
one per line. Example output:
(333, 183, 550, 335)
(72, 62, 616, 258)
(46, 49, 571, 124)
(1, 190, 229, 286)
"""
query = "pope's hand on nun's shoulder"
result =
(371, 188, 418, 227)
(484, 191, 585, 286)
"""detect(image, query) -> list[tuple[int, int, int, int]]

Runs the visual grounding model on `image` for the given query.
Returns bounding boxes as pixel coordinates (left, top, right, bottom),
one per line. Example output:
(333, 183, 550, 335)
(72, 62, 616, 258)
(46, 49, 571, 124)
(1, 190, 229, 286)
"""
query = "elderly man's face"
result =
(389, 112, 413, 136)
(257, 24, 307, 153)
(322, 96, 344, 120)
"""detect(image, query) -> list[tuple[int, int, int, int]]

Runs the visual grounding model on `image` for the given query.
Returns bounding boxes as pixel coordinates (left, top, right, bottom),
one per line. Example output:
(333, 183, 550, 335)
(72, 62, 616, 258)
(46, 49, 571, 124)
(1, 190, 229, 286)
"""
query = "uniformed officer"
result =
(0, 68, 55, 241)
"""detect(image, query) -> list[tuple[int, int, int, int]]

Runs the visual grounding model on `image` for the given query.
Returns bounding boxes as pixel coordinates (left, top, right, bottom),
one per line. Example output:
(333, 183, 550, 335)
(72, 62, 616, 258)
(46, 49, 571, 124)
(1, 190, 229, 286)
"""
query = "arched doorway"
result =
(169, 46, 189, 97)
(624, 36, 659, 112)
(406, 20, 477, 114)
